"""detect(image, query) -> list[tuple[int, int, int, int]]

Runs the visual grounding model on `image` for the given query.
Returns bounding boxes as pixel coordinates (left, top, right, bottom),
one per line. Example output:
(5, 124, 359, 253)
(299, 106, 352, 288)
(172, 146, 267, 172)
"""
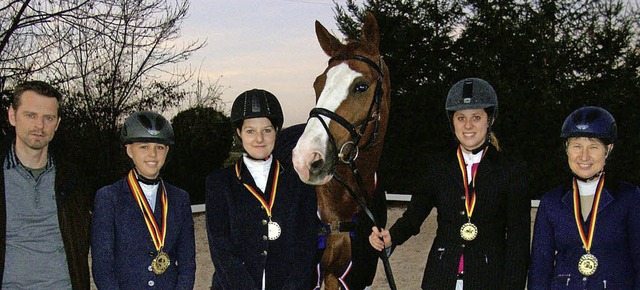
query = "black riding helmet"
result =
(231, 89, 284, 131)
(121, 111, 174, 146)
(445, 78, 498, 151)
(445, 78, 498, 119)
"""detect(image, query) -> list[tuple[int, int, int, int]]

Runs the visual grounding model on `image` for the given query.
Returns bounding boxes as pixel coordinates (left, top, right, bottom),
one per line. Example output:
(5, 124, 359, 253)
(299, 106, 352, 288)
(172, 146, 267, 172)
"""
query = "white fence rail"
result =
(190, 193, 540, 213)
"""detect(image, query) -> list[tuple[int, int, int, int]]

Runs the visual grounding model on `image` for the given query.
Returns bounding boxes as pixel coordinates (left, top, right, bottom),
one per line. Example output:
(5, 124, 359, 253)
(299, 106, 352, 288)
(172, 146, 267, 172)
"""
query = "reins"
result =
(309, 54, 397, 290)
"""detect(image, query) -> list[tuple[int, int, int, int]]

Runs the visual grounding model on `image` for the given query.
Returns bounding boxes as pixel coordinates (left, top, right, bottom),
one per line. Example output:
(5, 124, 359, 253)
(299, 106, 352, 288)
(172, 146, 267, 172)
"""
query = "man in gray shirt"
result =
(0, 81, 91, 289)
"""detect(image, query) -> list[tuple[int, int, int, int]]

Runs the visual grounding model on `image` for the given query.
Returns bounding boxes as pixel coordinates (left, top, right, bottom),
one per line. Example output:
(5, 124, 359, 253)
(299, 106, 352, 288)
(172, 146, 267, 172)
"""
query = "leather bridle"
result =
(308, 54, 384, 165)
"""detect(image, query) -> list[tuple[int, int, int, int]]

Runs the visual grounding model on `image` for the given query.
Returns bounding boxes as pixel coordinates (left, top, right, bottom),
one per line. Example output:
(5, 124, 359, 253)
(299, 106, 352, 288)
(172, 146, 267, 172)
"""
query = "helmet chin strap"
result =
(462, 139, 489, 155)
(461, 127, 491, 154)
(571, 145, 611, 182)
(244, 153, 270, 162)
(134, 168, 161, 185)
(574, 170, 603, 182)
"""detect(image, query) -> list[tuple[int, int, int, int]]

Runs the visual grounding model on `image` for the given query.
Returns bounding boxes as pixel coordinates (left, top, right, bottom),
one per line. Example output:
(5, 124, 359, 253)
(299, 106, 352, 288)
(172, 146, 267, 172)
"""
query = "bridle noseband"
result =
(308, 54, 384, 164)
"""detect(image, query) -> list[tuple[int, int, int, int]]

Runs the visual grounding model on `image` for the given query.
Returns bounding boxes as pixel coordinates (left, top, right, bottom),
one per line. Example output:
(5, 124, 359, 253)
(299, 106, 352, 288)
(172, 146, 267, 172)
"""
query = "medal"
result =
(127, 170, 170, 275)
(268, 221, 281, 240)
(456, 147, 486, 241)
(578, 253, 598, 276)
(151, 250, 171, 275)
(572, 175, 605, 276)
(236, 160, 283, 241)
(460, 222, 478, 241)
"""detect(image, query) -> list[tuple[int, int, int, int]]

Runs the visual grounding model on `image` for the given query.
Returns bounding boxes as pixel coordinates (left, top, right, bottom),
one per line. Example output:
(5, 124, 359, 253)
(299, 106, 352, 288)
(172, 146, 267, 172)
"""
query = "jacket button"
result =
(262, 219, 268, 225)
(582, 277, 587, 281)
(461, 244, 465, 248)
(148, 280, 155, 286)
(460, 211, 465, 215)
(262, 235, 268, 241)
(148, 251, 155, 257)
(148, 265, 153, 272)
(461, 196, 466, 200)
(261, 250, 268, 256)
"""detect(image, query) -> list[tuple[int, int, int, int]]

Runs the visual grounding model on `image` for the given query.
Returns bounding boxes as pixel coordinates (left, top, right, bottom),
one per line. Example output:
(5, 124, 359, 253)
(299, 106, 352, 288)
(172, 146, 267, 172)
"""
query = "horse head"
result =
(292, 13, 390, 186)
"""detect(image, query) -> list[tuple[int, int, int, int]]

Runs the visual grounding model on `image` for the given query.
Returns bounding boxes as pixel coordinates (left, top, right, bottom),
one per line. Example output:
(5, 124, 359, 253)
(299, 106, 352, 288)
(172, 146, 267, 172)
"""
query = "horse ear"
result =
(315, 20, 343, 56)
(360, 12, 380, 51)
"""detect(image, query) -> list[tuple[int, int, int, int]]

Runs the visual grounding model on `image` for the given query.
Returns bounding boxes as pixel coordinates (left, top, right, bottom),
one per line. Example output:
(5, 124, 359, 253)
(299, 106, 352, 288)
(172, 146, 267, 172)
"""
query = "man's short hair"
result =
(12, 80, 63, 109)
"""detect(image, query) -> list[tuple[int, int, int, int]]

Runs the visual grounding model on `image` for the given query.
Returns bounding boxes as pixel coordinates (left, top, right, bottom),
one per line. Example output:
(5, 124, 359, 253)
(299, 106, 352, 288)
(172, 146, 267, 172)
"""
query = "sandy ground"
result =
(91, 203, 538, 289)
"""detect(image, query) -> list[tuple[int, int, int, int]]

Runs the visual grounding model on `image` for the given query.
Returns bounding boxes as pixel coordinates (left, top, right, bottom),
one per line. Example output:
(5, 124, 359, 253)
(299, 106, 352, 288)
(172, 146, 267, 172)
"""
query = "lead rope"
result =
(332, 160, 398, 290)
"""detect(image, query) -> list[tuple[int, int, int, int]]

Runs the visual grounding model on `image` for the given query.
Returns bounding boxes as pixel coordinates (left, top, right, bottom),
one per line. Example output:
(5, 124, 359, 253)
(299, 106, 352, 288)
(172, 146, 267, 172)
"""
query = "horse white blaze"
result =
(292, 64, 362, 184)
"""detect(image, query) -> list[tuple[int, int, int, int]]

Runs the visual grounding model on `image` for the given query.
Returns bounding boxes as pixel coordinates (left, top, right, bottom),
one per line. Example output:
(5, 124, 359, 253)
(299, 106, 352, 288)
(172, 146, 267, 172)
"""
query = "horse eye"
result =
(354, 83, 369, 93)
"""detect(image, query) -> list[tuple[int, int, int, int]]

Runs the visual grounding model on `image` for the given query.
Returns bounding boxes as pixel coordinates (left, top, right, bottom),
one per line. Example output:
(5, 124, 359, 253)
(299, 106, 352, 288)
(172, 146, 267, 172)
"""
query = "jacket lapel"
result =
(560, 179, 614, 218)
(447, 147, 465, 192)
(451, 145, 496, 193)
(596, 186, 614, 214)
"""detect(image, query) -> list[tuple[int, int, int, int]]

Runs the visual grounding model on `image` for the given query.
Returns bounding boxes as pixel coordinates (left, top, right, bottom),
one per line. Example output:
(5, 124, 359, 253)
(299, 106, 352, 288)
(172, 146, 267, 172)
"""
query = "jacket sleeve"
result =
(528, 194, 555, 289)
(388, 191, 436, 248)
(174, 189, 196, 289)
(283, 182, 318, 290)
(90, 187, 121, 290)
(626, 186, 640, 289)
(205, 173, 260, 290)
(501, 160, 531, 289)
(388, 155, 438, 249)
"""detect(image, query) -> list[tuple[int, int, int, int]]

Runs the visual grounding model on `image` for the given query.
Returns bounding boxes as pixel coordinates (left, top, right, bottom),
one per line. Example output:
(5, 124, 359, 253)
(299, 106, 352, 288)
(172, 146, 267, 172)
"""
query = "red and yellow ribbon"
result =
(235, 160, 280, 218)
(127, 170, 168, 251)
(572, 174, 605, 253)
(456, 146, 487, 219)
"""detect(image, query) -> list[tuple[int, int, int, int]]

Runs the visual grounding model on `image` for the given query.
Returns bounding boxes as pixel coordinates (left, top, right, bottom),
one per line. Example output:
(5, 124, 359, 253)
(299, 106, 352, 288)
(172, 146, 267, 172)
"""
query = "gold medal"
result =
(571, 176, 605, 277)
(460, 222, 478, 241)
(237, 160, 283, 241)
(127, 171, 171, 276)
(456, 147, 486, 243)
(267, 221, 281, 240)
(151, 250, 171, 275)
(578, 253, 598, 276)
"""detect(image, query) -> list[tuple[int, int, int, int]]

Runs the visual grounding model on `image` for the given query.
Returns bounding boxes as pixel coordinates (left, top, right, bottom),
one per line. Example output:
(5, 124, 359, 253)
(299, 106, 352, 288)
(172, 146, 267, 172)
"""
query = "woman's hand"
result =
(369, 226, 392, 251)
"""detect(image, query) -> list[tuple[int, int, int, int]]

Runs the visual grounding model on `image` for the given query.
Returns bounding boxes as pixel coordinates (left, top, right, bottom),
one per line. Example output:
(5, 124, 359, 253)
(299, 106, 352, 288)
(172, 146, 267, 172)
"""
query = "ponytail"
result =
(489, 132, 501, 152)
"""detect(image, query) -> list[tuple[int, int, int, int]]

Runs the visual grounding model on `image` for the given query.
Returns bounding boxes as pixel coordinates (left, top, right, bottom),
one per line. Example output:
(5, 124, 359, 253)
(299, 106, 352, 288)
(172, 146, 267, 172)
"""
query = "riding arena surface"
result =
(89, 202, 538, 289)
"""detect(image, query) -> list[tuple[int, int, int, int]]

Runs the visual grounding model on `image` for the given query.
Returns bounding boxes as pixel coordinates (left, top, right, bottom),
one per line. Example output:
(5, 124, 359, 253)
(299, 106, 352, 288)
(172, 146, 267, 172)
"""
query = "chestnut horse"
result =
(292, 13, 392, 290)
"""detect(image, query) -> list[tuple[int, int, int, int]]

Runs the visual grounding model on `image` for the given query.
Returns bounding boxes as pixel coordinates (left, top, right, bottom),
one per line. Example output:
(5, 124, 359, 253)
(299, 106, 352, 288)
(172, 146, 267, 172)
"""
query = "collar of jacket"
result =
(561, 178, 615, 216)
(447, 145, 498, 190)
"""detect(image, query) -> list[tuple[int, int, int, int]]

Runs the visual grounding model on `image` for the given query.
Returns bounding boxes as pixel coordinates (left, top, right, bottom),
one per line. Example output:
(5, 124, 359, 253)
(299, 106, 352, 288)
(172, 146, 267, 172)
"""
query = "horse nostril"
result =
(310, 159, 325, 174)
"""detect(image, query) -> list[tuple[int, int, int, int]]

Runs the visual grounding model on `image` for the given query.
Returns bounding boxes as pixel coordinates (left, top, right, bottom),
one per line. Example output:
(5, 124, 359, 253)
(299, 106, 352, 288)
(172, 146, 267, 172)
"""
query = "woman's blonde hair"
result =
(489, 131, 501, 152)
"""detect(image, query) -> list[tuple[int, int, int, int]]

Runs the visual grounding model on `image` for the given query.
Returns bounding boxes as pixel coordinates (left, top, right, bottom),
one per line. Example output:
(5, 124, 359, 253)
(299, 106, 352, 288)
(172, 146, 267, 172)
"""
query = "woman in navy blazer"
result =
(369, 78, 531, 289)
(206, 89, 317, 290)
(91, 111, 196, 289)
(529, 106, 640, 289)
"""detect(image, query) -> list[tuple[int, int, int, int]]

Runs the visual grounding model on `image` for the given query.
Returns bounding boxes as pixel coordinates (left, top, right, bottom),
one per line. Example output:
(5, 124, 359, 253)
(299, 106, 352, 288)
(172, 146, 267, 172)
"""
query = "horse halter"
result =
(308, 54, 384, 164)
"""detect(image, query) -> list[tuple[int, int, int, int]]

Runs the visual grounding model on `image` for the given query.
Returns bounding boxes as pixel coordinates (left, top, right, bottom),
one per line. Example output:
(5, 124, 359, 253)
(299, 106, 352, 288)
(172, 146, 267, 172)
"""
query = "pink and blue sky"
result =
(180, 0, 351, 126)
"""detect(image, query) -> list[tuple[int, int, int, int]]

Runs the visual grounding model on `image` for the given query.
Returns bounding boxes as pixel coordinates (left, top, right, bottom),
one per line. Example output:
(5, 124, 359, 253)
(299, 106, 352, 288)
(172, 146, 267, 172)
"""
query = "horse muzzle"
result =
(292, 140, 336, 185)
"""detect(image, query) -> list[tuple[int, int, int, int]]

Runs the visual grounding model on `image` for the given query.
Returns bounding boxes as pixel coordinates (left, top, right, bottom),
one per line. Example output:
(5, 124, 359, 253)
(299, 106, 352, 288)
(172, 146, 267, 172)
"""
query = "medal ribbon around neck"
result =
(456, 146, 487, 219)
(235, 160, 280, 219)
(572, 174, 605, 254)
(127, 170, 168, 251)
